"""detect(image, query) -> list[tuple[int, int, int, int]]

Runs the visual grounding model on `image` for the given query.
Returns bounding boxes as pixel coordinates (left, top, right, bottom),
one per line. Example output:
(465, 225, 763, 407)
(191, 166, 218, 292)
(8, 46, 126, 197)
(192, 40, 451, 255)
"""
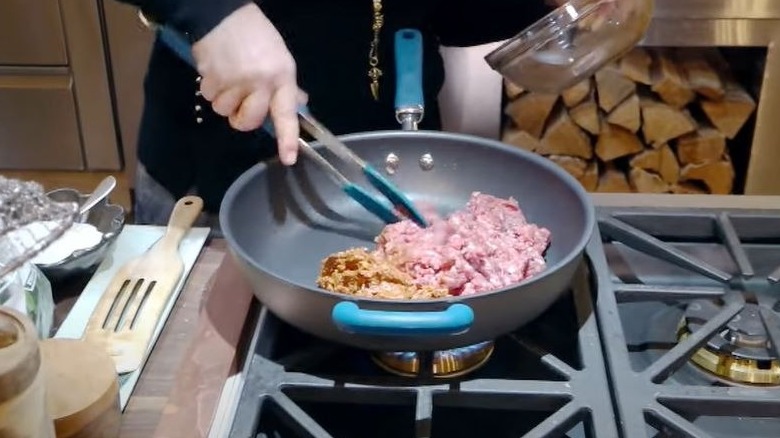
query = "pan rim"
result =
(219, 129, 596, 305)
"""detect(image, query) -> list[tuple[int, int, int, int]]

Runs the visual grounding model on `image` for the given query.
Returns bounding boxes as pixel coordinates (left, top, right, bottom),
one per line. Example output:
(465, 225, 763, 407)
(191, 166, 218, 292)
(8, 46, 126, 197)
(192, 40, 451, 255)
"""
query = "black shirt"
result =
(121, 0, 550, 212)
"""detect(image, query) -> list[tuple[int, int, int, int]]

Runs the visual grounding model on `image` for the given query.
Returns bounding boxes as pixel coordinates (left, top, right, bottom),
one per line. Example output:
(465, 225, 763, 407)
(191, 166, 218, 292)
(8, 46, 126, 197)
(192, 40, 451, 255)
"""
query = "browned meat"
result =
(317, 248, 449, 300)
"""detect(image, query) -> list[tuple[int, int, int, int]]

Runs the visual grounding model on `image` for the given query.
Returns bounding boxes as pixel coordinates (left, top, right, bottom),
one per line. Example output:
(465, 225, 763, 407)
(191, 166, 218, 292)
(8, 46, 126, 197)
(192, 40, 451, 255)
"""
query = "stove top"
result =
(595, 207, 780, 437)
(224, 205, 780, 438)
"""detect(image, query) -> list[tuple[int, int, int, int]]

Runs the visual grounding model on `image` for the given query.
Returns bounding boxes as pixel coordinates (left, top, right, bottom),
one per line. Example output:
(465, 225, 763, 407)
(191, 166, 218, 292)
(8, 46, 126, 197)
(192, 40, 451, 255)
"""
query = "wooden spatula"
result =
(83, 196, 203, 374)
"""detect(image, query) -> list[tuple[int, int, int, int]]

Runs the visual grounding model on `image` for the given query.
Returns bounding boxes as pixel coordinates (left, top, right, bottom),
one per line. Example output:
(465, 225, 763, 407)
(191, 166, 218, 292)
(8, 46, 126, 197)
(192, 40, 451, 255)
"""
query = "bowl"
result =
(34, 188, 125, 282)
(485, 0, 654, 93)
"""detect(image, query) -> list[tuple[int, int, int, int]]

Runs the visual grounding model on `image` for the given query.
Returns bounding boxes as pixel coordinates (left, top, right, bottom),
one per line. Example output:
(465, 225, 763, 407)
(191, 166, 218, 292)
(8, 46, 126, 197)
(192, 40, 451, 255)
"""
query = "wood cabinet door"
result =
(0, 0, 68, 65)
(0, 70, 83, 170)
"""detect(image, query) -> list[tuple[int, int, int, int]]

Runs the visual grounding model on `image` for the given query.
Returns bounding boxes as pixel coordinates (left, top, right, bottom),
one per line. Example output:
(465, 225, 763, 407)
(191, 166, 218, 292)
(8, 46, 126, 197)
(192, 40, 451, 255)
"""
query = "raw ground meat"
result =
(375, 192, 551, 296)
(317, 192, 551, 299)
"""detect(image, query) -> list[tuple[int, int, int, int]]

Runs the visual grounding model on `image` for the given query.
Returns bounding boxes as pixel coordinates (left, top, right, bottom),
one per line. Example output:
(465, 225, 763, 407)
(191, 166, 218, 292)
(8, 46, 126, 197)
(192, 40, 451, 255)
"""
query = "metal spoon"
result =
(79, 176, 117, 216)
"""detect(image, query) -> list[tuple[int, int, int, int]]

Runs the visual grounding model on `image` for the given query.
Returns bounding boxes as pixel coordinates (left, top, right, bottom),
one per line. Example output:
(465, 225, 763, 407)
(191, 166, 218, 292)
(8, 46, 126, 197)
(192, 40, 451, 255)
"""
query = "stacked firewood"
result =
(501, 47, 757, 194)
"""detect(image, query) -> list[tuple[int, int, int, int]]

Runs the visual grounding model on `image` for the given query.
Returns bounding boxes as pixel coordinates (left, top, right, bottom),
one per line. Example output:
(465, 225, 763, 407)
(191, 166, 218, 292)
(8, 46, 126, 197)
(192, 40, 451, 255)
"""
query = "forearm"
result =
(114, 0, 250, 41)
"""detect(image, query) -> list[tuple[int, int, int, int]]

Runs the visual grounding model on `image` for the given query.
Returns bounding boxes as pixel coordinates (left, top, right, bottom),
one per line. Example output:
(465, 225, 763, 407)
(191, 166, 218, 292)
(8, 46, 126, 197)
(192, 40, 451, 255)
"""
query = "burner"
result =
(371, 341, 495, 378)
(678, 299, 780, 385)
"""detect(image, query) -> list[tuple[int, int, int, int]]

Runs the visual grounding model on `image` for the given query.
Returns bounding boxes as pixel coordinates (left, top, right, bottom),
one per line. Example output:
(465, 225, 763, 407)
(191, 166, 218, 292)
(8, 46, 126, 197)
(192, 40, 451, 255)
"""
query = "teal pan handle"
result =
(332, 302, 474, 336)
(394, 29, 424, 112)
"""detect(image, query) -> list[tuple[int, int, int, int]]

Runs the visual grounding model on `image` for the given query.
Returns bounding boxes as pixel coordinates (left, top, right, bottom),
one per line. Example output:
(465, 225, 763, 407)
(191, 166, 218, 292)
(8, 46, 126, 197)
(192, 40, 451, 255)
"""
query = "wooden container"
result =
(0, 306, 56, 438)
(40, 339, 121, 438)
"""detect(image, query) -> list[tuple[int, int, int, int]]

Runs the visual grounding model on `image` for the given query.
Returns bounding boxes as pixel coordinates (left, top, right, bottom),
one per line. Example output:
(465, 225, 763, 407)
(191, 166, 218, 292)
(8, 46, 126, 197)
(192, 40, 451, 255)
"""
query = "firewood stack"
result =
(501, 47, 757, 194)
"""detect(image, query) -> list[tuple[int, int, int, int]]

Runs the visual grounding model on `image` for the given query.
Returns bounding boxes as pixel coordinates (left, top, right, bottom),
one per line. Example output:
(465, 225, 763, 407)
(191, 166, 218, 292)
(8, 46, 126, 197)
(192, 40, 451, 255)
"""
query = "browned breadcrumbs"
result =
(317, 248, 448, 300)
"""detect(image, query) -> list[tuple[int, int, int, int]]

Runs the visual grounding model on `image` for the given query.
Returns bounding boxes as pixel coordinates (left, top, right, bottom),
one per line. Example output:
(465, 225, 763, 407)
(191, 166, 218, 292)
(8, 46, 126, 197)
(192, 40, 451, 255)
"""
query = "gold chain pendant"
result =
(368, 0, 384, 100)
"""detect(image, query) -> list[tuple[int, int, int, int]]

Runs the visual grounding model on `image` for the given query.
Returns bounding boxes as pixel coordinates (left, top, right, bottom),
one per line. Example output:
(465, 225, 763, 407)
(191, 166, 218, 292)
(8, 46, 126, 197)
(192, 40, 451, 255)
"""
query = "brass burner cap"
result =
(372, 341, 495, 378)
(679, 330, 780, 386)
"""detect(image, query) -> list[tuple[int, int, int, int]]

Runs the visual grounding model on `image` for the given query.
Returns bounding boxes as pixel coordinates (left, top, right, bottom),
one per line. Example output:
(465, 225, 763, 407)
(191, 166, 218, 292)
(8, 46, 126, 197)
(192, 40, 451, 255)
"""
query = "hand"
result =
(192, 3, 305, 165)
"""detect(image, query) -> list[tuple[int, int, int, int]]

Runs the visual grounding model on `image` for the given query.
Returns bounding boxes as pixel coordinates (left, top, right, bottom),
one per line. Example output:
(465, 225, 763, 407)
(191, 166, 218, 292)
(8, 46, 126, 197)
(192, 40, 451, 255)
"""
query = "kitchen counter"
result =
(51, 194, 780, 437)
(117, 240, 233, 437)
(52, 238, 250, 438)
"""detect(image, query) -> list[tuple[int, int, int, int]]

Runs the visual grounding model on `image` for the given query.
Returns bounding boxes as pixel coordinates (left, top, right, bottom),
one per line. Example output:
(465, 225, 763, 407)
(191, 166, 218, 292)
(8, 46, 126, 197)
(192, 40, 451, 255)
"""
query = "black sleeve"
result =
(116, 0, 250, 41)
(432, 0, 553, 48)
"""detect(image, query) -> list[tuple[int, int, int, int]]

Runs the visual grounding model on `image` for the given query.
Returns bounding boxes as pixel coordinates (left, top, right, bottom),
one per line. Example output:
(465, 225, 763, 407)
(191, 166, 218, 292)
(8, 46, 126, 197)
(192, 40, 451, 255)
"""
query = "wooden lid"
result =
(40, 338, 121, 438)
(0, 306, 40, 403)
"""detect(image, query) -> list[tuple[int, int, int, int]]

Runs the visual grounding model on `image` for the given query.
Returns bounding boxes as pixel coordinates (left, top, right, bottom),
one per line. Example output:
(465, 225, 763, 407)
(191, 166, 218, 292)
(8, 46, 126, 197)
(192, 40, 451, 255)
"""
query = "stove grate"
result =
(595, 207, 780, 438)
(228, 259, 618, 438)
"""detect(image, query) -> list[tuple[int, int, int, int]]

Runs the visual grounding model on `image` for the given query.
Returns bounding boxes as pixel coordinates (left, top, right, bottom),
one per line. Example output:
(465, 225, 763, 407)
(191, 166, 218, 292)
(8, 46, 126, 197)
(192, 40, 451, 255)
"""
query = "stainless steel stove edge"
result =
(591, 194, 780, 211)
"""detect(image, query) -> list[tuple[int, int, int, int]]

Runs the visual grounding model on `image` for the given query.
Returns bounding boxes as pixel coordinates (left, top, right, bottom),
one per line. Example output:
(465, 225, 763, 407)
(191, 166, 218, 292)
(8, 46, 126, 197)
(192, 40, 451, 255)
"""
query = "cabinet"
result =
(0, 71, 82, 169)
(0, 1, 67, 65)
(0, 0, 120, 171)
(103, 1, 155, 184)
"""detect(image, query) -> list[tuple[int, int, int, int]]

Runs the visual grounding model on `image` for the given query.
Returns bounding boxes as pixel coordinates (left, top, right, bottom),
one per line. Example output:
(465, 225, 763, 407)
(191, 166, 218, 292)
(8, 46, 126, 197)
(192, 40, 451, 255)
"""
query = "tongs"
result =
(150, 20, 428, 227)
(265, 110, 428, 227)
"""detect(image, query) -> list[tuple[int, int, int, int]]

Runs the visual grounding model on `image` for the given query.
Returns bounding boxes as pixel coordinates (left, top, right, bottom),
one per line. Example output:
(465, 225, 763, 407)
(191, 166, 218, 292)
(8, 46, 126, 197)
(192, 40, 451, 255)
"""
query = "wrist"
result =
(171, 0, 253, 42)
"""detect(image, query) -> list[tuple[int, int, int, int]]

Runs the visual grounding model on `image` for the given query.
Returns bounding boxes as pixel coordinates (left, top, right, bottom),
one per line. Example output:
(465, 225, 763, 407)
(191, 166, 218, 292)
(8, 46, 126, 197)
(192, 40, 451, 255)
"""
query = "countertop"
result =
(52, 238, 254, 438)
(50, 194, 780, 437)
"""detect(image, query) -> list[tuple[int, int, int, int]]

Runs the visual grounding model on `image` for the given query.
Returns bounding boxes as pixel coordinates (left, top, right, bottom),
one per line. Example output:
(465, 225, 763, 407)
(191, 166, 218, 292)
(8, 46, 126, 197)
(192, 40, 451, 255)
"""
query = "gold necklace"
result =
(368, 0, 384, 100)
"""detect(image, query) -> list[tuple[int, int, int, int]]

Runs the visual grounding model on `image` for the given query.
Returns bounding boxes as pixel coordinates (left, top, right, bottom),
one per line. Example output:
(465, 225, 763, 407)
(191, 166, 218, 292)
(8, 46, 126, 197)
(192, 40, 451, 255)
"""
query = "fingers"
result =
(297, 89, 309, 105)
(211, 87, 248, 117)
(200, 73, 253, 121)
(229, 89, 271, 132)
(198, 74, 221, 102)
(200, 78, 307, 168)
(269, 83, 301, 165)
(187, 3, 307, 165)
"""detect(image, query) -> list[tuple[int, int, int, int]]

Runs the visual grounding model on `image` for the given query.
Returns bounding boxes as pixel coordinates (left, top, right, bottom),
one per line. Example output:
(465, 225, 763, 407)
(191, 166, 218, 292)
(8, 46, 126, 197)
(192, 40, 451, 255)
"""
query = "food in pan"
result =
(376, 192, 551, 295)
(318, 248, 449, 299)
(317, 192, 551, 299)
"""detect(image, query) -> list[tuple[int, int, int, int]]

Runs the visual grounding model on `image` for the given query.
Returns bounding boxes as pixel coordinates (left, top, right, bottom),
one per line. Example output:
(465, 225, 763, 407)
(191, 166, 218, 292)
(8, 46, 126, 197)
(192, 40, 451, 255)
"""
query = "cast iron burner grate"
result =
(595, 207, 780, 438)
(228, 246, 616, 438)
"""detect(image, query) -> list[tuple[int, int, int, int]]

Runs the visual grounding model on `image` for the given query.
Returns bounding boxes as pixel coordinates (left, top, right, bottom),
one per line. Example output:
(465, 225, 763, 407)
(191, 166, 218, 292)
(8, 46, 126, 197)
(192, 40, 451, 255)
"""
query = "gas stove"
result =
(596, 206, 780, 437)
(222, 203, 780, 437)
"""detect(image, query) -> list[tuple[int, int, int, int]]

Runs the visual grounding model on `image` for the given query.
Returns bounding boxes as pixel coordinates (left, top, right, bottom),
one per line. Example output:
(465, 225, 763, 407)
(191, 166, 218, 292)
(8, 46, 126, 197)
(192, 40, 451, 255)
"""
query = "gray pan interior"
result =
(220, 130, 595, 351)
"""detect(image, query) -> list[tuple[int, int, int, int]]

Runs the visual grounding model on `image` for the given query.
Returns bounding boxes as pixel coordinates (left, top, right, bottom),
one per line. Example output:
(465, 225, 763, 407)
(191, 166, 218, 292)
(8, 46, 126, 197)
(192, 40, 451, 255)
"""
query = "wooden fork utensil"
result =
(83, 196, 203, 374)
